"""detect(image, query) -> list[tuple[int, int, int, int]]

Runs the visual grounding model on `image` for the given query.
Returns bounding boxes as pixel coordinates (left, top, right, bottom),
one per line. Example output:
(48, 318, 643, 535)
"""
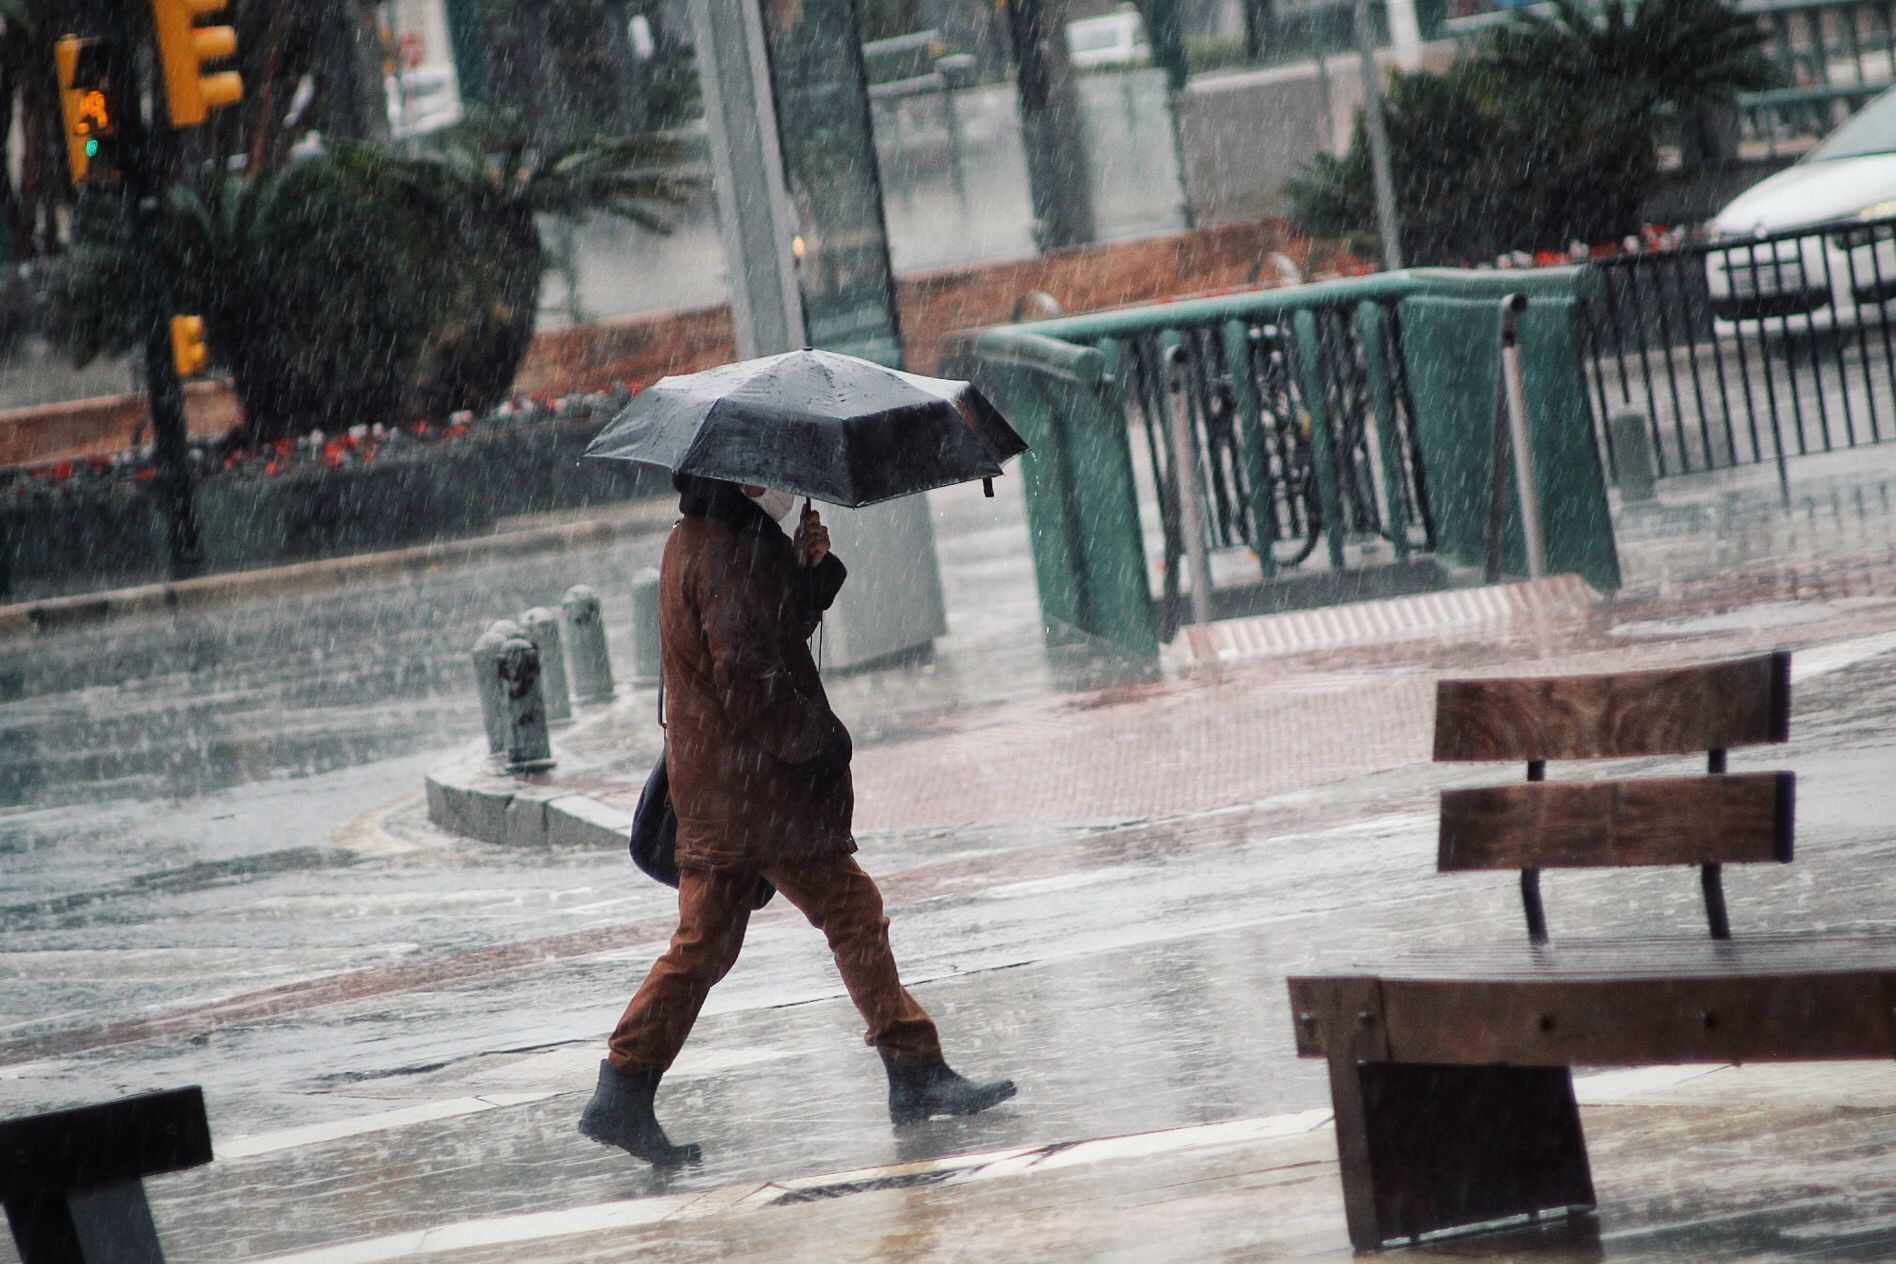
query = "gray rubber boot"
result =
(880, 1052, 1017, 1126)
(578, 1060, 701, 1166)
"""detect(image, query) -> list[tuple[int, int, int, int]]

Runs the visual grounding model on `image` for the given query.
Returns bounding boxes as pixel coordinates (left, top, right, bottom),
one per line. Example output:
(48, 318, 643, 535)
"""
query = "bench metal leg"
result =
(1327, 1059, 1596, 1249)
(6, 1181, 166, 1264)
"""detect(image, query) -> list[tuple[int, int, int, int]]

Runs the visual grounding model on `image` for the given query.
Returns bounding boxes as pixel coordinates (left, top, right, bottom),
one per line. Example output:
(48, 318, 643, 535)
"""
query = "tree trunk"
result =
(0, 36, 21, 262)
(1006, 0, 1097, 249)
(17, 32, 63, 257)
(316, 0, 391, 142)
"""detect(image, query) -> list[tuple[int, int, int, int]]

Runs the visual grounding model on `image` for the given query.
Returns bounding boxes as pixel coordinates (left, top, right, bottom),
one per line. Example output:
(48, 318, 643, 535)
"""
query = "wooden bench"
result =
(1287, 650, 1896, 1250)
(1, 1087, 211, 1263)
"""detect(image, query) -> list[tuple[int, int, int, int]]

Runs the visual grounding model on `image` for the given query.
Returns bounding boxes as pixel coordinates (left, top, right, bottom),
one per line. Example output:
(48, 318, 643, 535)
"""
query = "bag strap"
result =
(657, 539, 668, 731)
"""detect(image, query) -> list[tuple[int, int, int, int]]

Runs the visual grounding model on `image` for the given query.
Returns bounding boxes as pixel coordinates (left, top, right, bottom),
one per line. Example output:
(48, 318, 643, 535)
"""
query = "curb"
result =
(424, 696, 645, 851)
(0, 499, 675, 641)
(1182, 574, 1601, 665)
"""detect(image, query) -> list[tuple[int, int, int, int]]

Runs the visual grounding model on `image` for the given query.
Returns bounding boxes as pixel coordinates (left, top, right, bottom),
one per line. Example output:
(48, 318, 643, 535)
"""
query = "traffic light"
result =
(54, 36, 121, 186)
(170, 315, 209, 377)
(151, 0, 243, 128)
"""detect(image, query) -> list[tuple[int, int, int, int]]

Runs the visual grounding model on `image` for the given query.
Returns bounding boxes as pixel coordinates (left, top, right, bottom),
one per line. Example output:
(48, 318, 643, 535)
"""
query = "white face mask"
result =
(747, 488, 798, 521)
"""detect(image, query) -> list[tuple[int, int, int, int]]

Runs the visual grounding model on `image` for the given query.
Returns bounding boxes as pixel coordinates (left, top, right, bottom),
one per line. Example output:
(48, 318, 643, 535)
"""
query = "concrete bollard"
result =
(561, 585, 616, 703)
(629, 567, 662, 685)
(470, 629, 512, 755)
(1609, 409, 1657, 503)
(496, 636, 556, 773)
(519, 606, 573, 724)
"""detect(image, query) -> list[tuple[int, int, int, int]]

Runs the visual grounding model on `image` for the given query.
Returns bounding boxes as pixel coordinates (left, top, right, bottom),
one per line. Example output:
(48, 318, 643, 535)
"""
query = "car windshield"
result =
(1807, 89, 1896, 162)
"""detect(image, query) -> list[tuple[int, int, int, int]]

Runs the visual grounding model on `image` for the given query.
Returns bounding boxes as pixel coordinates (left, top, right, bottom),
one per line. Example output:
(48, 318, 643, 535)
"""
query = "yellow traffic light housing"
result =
(151, 0, 243, 128)
(55, 36, 121, 186)
(170, 315, 209, 377)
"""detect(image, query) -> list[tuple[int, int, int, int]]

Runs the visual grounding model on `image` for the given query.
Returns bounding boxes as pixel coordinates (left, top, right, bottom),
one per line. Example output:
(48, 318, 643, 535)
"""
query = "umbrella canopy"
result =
(582, 349, 1029, 508)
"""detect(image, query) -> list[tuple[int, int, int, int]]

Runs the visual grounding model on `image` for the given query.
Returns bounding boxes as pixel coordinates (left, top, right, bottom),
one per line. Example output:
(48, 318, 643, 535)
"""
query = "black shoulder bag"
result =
(628, 641, 776, 910)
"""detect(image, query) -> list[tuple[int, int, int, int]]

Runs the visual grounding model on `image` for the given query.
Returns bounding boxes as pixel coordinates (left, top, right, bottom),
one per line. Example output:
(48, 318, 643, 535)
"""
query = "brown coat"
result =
(660, 491, 853, 871)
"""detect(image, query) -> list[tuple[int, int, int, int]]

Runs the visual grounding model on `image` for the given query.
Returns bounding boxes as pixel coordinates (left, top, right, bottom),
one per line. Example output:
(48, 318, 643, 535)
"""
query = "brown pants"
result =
(608, 851, 942, 1073)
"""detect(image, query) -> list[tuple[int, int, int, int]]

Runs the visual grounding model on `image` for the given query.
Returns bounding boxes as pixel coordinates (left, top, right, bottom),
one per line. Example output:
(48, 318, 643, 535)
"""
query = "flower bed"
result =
(0, 388, 669, 601)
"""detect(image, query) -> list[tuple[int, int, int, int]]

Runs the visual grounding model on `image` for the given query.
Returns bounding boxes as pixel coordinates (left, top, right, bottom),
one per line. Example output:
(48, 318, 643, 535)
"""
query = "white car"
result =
(1706, 87, 1896, 331)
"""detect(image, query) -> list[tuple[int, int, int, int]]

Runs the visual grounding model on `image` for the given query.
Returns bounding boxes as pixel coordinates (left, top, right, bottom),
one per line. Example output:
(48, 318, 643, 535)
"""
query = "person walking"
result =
(580, 474, 1016, 1166)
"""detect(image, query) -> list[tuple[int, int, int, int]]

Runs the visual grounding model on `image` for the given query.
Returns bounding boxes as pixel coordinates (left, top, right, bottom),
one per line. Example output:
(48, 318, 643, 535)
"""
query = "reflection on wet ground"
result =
(0, 525, 664, 809)
(3, 452, 1896, 1258)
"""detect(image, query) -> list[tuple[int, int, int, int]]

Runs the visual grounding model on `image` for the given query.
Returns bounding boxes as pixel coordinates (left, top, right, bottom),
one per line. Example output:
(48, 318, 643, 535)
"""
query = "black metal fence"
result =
(1584, 212, 1896, 485)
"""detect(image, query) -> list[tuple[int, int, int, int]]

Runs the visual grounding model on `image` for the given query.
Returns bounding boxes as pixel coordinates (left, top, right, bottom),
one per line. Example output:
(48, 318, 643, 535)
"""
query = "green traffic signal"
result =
(84, 138, 98, 158)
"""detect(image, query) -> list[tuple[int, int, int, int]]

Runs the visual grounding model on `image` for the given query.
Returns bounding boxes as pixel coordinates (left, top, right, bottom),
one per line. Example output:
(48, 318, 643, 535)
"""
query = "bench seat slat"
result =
(1290, 935, 1896, 1066)
(0, 1087, 210, 1202)
(1434, 651, 1790, 762)
(1300, 932, 1896, 979)
(1439, 772, 1794, 871)
(1377, 973, 1894, 1066)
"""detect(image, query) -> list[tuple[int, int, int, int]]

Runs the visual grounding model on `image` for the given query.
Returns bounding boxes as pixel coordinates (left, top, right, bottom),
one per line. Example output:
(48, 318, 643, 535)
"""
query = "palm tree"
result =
(1484, 0, 1774, 148)
(395, 108, 688, 418)
(58, 113, 686, 445)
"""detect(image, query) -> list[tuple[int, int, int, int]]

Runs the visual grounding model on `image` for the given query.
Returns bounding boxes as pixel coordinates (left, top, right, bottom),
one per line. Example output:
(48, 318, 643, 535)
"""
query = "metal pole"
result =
(690, 0, 806, 355)
(1164, 344, 1215, 627)
(519, 607, 573, 725)
(496, 638, 556, 774)
(1499, 294, 1547, 580)
(471, 629, 511, 755)
(628, 566, 662, 684)
(561, 584, 616, 703)
(1353, 0, 1402, 272)
(109, 0, 201, 581)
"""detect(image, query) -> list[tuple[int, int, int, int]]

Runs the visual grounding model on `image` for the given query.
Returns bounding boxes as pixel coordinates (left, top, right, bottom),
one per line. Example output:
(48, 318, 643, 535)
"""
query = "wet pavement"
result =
(5, 449, 1896, 1259)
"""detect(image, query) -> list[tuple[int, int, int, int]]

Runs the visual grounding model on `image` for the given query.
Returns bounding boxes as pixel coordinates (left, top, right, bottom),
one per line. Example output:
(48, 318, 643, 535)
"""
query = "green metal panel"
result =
(965, 334, 1160, 657)
(1397, 294, 1621, 591)
(1290, 309, 1348, 571)
(965, 263, 1612, 657)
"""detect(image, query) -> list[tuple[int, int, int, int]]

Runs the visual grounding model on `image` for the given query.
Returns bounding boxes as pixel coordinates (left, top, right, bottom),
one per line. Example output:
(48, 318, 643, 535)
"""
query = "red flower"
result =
(136, 467, 158, 483)
(223, 452, 245, 470)
(51, 460, 73, 482)
(443, 422, 470, 440)
(411, 421, 432, 437)
(322, 441, 346, 469)
(264, 459, 282, 477)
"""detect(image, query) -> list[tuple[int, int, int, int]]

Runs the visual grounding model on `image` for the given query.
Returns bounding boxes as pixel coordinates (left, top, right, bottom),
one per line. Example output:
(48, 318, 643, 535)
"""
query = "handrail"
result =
(1447, 0, 1885, 38)
(976, 266, 1589, 348)
(966, 329, 1112, 383)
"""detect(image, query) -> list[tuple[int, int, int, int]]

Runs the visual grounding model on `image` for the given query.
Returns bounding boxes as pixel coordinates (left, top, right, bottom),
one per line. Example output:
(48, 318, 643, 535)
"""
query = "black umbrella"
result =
(582, 349, 1029, 508)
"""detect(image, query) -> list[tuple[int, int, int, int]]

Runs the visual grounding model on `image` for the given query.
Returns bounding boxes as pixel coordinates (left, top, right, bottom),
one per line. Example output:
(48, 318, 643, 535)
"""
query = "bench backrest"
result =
(1432, 651, 1793, 943)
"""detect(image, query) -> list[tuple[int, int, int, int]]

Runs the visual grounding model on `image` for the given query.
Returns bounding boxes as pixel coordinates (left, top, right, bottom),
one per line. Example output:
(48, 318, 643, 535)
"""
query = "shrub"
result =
(1289, 0, 1774, 264)
(53, 115, 683, 447)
